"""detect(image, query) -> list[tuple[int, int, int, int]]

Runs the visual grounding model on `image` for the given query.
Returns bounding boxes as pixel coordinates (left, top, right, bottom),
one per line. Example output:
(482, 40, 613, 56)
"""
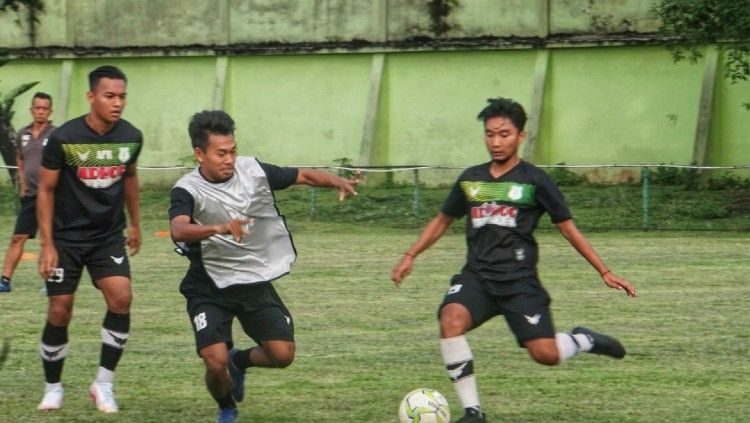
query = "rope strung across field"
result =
(1, 164, 749, 171)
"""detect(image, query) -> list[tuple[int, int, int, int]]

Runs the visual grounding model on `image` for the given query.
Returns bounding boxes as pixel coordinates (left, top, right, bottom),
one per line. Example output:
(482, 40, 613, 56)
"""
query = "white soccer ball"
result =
(398, 388, 450, 423)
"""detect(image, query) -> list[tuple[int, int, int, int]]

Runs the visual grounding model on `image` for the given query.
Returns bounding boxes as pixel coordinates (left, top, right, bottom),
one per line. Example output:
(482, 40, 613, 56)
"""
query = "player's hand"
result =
(337, 171, 360, 202)
(602, 271, 637, 297)
(391, 254, 415, 286)
(218, 219, 253, 242)
(38, 244, 59, 281)
(127, 225, 142, 256)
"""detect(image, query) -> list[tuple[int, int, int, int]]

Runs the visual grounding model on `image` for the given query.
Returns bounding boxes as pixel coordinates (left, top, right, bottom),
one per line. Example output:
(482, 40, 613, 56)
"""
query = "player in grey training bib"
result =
(169, 110, 359, 423)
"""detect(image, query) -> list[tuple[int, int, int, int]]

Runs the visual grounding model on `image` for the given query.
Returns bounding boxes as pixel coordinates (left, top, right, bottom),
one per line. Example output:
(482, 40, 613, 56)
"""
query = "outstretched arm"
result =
(391, 212, 455, 286)
(556, 219, 637, 297)
(296, 168, 359, 201)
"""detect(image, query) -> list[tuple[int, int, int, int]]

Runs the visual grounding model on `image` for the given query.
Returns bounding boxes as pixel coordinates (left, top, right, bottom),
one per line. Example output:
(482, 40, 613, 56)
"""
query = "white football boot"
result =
(37, 386, 64, 411)
(89, 381, 119, 413)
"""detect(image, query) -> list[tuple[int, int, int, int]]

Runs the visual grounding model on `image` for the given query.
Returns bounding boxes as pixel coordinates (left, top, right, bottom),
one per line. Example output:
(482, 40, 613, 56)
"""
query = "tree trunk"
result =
(0, 116, 18, 185)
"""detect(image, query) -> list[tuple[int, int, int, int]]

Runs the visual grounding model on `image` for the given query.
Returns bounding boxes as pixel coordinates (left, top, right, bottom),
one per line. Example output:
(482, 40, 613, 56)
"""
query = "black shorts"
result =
(183, 282, 294, 354)
(438, 272, 555, 346)
(13, 195, 38, 237)
(45, 239, 131, 296)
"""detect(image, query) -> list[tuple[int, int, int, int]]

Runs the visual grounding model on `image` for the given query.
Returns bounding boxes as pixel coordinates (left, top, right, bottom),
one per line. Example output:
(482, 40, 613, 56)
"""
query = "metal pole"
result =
(413, 169, 420, 225)
(641, 167, 650, 230)
(310, 187, 318, 219)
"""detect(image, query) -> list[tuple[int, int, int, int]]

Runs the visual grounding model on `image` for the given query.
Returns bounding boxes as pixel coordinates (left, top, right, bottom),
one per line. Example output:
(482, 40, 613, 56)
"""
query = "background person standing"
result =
(1, 92, 56, 293)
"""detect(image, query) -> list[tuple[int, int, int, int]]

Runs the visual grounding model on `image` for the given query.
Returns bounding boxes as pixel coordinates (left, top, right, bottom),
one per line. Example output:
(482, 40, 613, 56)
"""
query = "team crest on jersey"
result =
(118, 147, 131, 162)
(508, 185, 524, 201)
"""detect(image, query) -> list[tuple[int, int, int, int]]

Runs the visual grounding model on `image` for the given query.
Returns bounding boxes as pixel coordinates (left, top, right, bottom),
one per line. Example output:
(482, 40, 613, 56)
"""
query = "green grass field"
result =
(0, 186, 748, 422)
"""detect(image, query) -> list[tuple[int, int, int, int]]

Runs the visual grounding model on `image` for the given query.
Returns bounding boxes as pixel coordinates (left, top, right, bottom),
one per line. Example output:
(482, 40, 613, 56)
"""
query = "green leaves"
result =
(653, 0, 750, 83)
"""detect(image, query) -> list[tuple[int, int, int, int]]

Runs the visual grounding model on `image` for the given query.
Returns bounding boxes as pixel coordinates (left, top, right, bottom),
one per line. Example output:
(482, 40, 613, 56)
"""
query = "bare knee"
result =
(263, 342, 295, 368)
(47, 298, 74, 326)
(201, 346, 229, 374)
(9, 234, 28, 247)
(439, 303, 472, 338)
(524, 339, 560, 366)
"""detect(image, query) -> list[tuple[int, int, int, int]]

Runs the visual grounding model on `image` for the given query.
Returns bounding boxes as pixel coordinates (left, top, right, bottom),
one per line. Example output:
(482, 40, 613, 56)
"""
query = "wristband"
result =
(600, 270, 612, 277)
(404, 252, 415, 258)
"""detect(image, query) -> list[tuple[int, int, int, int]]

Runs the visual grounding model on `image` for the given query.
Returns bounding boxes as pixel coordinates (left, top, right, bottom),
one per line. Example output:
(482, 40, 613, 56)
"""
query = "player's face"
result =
(87, 77, 127, 124)
(484, 116, 525, 165)
(30, 97, 52, 124)
(196, 133, 237, 182)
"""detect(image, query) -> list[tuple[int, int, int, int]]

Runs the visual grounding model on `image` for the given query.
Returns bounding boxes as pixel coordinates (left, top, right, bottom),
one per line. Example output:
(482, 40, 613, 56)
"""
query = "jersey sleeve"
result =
(169, 187, 195, 220)
(259, 161, 299, 190)
(535, 172, 572, 223)
(441, 179, 467, 218)
(41, 132, 64, 170)
(131, 131, 144, 163)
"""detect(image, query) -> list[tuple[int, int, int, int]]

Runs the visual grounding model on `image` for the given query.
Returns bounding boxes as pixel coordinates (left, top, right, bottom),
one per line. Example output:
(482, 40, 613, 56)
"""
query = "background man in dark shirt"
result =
(392, 98, 637, 423)
(36, 65, 142, 413)
(1, 92, 56, 293)
(169, 110, 358, 423)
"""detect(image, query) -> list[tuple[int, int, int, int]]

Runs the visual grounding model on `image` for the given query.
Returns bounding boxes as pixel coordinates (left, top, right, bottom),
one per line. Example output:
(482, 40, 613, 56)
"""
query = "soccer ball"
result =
(398, 388, 450, 423)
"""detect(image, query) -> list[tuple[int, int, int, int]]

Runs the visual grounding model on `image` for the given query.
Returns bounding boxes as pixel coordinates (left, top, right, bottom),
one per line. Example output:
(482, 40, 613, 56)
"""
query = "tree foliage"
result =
(653, 0, 750, 83)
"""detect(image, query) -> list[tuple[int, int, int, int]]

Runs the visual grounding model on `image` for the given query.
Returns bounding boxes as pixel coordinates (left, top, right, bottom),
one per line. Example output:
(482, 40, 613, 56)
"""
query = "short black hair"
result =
(476, 97, 527, 131)
(188, 110, 236, 150)
(88, 65, 127, 91)
(32, 91, 52, 106)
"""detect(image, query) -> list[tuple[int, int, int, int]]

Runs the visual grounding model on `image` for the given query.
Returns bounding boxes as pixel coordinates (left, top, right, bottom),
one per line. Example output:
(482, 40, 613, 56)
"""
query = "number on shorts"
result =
(194, 312, 208, 331)
(46, 268, 64, 283)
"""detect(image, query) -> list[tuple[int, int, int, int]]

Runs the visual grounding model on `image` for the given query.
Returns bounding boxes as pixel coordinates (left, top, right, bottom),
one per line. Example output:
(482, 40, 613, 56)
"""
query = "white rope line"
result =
(0, 164, 748, 171)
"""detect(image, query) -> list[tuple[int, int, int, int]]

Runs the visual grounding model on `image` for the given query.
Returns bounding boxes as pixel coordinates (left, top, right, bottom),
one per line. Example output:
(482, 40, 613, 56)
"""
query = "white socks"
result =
(555, 332, 593, 363)
(440, 336, 480, 410)
(95, 366, 115, 384)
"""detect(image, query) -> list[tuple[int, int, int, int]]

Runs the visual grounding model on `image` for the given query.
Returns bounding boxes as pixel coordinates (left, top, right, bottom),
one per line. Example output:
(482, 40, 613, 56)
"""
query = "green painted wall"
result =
(539, 46, 703, 165)
(375, 50, 537, 166)
(1, 1, 748, 186)
(2, 45, 749, 186)
(225, 55, 371, 165)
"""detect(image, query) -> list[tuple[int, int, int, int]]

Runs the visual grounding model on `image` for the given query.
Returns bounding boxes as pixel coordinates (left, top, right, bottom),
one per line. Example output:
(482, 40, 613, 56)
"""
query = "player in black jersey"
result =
(36, 65, 142, 413)
(392, 98, 637, 423)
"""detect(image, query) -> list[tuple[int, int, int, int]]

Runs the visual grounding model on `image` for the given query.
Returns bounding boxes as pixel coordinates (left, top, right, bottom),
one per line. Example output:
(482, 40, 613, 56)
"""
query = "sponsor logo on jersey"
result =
(470, 202, 518, 228)
(62, 143, 139, 189)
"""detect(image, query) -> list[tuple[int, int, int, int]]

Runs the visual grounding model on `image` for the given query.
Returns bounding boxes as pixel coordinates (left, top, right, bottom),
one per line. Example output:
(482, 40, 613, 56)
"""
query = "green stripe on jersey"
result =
(62, 143, 139, 166)
(460, 181, 536, 205)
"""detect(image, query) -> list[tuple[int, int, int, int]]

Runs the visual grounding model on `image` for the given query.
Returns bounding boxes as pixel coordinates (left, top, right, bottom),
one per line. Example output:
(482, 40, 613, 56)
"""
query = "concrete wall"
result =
(2, 0, 659, 50)
(1, 1, 748, 185)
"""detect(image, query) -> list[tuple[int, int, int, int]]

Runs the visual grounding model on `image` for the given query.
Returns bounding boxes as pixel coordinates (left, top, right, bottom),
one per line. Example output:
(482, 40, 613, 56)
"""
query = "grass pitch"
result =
(0, 196, 748, 422)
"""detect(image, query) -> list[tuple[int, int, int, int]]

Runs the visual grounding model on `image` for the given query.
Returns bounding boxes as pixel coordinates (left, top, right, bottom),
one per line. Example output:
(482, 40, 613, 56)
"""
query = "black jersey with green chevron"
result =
(41, 115, 143, 246)
(441, 161, 571, 282)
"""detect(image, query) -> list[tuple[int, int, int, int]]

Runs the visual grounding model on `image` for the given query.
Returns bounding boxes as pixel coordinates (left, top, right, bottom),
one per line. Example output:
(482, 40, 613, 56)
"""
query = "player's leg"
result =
(1, 196, 37, 292)
(187, 299, 239, 422)
(87, 241, 133, 413)
(1, 234, 29, 291)
(504, 277, 624, 364)
(438, 273, 496, 423)
(230, 284, 295, 407)
(233, 284, 296, 369)
(38, 245, 82, 411)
